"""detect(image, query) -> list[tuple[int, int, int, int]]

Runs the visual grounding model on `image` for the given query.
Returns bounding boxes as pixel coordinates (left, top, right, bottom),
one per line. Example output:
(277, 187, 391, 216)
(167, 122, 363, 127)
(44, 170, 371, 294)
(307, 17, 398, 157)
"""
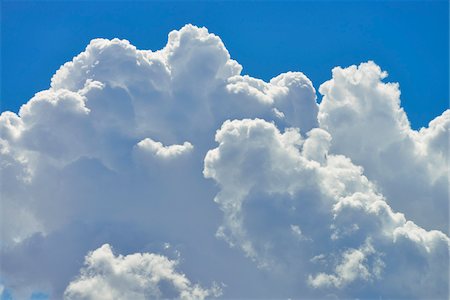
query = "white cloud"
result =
(64, 244, 221, 300)
(1, 24, 320, 298)
(0, 24, 448, 299)
(308, 241, 378, 289)
(318, 61, 449, 233)
(0, 24, 318, 251)
(204, 118, 449, 298)
(136, 138, 193, 159)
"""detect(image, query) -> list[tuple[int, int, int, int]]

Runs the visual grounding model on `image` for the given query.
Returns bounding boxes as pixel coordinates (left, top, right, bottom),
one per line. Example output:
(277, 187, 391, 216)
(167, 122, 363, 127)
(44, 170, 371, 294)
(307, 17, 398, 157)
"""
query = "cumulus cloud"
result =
(0, 24, 448, 299)
(0, 24, 317, 251)
(204, 118, 449, 298)
(64, 244, 220, 300)
(318, 61, 449, 233)
(136, 138, 193, 159)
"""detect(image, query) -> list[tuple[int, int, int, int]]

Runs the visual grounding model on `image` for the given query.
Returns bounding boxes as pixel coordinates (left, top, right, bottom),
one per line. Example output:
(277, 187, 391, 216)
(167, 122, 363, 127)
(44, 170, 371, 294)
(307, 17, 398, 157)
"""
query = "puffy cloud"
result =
(0, 24, 318, 298)
(64, 244, 220, 300)
(204, 118, 449, 298)
(0, 24, 448, 299)
(0, 24, 318, 250)
(318, 61, 449, 233)
(308, 242, 378, 289)
(225, 72, 319, 133)
(136, 138, 193, 159)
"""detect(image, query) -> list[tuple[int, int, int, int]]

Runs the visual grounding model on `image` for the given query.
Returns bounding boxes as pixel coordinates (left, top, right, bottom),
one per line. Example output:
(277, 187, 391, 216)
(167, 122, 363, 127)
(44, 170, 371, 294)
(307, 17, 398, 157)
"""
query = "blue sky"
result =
(1, 1, 448, 129)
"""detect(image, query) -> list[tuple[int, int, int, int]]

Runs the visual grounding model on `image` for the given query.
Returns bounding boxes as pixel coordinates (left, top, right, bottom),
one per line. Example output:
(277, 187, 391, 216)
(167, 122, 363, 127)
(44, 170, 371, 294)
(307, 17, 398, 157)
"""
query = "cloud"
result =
(204, 118, 449, 298)
(308, 241, 378, 289)
(0, 24, 448, 299)
(64, 244, 221, 300)
(318, 61, 449, 233)
(136, 138, 193, 159)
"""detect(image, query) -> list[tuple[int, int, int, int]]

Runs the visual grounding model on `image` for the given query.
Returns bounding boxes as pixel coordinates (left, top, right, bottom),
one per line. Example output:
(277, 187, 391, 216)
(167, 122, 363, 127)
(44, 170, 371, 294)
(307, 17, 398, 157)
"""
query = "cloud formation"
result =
(64, 244, 220, 300)
(319, 62, 449, 233)
(136, 138, 193, 160)
(204, 118, 448, 298)
(1, 24, 448, 299)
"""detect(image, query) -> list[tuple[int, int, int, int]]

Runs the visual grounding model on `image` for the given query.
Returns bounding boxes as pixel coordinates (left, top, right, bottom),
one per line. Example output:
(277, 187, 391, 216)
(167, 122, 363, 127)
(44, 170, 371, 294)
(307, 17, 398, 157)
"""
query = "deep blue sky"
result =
(1, 1, 448, 129)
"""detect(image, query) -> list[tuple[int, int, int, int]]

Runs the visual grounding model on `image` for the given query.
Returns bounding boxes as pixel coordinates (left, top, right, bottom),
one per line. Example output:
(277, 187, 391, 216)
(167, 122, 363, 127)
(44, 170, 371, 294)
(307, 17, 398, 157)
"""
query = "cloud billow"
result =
(0, 24, 448, 299)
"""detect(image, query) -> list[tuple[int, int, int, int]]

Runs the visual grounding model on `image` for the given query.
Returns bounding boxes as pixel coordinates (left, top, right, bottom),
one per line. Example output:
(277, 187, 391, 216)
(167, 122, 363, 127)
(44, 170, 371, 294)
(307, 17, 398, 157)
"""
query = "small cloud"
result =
(136, 138, 194, 159)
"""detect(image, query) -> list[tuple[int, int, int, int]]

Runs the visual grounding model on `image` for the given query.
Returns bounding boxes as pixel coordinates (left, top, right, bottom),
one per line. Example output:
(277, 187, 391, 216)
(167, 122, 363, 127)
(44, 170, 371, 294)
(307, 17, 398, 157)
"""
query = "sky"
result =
(1, 1, 449, 129)
(0, 1, 449, 300)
